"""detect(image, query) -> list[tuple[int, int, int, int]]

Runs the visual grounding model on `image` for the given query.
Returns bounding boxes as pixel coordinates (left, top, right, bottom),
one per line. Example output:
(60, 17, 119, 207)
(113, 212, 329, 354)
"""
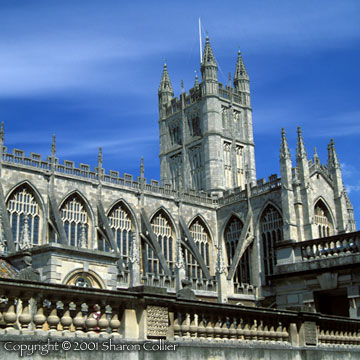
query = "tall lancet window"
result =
(185, 219, 211, 280)
(314, 200, 333, 238)
(260, 205, 283, 277)
(224, 142, 232, 188)
(61, 195, 89, 248)
(145, 211, 175, 276)
(7, 185, 40, 250)
(224, 216, 252, 284)
(107, 203, 133, 266)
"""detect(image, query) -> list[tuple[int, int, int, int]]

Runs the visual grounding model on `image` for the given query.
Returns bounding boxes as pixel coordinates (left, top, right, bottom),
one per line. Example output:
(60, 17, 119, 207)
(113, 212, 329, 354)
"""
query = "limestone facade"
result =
(0, 37, 358, 317)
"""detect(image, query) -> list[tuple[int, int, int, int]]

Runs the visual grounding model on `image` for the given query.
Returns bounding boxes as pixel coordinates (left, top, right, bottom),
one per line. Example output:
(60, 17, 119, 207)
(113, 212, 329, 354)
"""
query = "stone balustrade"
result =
(301, 232, 360, 260)
(0, 277, 360, 349)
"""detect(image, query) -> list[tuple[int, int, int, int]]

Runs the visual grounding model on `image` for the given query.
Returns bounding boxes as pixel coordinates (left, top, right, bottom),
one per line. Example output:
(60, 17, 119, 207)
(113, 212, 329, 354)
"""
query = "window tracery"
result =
(107, 203, 133, 266)
(224, 216, 251, 284)
(7, 185, 40, 251)
(260, 205, 283, 277)
(144, 212, 175, 276)
(314, 200, 333, 238)
(60, 195, 89, 248)
(185, 219, 211, 280)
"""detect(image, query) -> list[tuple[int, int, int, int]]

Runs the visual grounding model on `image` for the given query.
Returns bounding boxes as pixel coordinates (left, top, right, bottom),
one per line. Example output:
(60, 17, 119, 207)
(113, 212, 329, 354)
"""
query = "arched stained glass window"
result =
(185, 219, 211, 280)
(60, 195, 89, 248)
(107, 203, 133, 265)
(144, 212, 174, 276)
(260, 205, 283, 278)
(7, 185, 40, 251)
(224, 216, 252, 284)
(314, 200, 333, 238)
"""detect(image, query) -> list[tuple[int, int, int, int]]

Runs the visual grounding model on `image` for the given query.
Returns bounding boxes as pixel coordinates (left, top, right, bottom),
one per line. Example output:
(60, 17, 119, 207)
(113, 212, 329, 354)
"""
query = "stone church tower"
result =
(158, 37, 256, 194)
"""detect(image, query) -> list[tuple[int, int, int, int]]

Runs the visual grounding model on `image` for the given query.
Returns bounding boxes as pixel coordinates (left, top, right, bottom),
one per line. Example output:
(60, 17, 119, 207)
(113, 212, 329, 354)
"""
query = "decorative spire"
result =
(175, 239, 185, 270)
(313, 146, 320, 166)
(98, 147, 102, 167)
(327, 138, 340, 169)
(129, 238, 140, 265)
(280, 128, 291, 160)
(158, 62, 174, 95)
(215, 244, 226, 274)
(0, 207, 6, 254)
(51, 134, 56, 157)
(140, 157, 144, 188)
(296, 126, 307, 159)
(19, 214, 31, 250)
(234, 50, 249, 83)
(194, 71, 199, 88)
(79, 223, 87, 249)
(201, 36, 217, 67)
(0, 121, 4, 143)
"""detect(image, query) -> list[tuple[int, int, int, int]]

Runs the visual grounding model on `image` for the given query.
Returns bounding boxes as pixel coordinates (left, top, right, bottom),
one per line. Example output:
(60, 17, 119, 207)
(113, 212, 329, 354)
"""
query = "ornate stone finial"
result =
(51, 134, 56, 157)
(128, 239, 140, 265)
(158, 62, 174, 95)
(78, 223, 87, 249)
(0, 121, 4, 143)
(181, 79, 184, 93)
(98, 147, 103, 167)
(19, 214, 31, 250)
(327, 138, 340, 169)
(280, 128, 291, 160)
(215, 244, 226, 274)
(234, 49, 249, 84)
(175, 239, 185, 270)
(228, 72, 232, 86)
(194, 71, 199, 88)
(140, 157, 144, 183)
(313, 146, 320, 166)
(296, 126, 307, 159)
(202, 35, 217, 66)
(0, 207, 6, 254)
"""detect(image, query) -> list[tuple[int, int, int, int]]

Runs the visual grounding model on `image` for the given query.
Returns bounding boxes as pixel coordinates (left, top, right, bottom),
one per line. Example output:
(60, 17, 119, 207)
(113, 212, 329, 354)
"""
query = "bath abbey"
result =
(0, 37, 360, 359)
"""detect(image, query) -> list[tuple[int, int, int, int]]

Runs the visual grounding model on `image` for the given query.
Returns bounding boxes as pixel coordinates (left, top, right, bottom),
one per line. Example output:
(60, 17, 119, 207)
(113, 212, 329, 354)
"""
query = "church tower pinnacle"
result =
(158, 63, 174, 115)
(200, 36, 218, 95)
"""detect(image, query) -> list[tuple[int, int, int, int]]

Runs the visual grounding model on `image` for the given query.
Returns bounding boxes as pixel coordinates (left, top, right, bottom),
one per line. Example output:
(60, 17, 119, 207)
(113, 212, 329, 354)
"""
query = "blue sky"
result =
(1, 1, 360, 225)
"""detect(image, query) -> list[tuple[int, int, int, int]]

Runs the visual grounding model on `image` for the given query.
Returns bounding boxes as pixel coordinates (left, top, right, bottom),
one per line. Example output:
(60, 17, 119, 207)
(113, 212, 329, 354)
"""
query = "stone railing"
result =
(234, 282, 256, 296)
(0, 277, 360, 349)
(300, 232, 360, 261)
(141, 273, 176, 288)
(189, 277, 217, 292)
(2, 148, 216, 206)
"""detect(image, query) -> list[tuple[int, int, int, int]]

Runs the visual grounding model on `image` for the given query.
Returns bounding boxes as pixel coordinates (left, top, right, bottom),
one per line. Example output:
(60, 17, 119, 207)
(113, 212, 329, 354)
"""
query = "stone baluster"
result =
(180, 312, 190, 338)
(18, 298, 32, 333)
(281, 323, 289, 342)
(249, 319, 257, 341)
(173, 312, 181, 338)
(263, 324, 270, 341)
(189, 313, 198, 338)
(213, 317, 222, 340)
(205, 317, 214, 339)
(98, 305, 110, 336)
(85, 303, 99, 337)
(197, 316, 206, 339)
(269, 324, 276, 341)
(221, 317, 230, 340)
(228, 318, 237, 340)
(109, 306, 121, 337)
(243, 320, 251, 341)
(47, 300, 61, 334)
(33, 299, 47, 333)
(61, 302, 75, 335)
(73, 303, 87, 336)
(257, 320, 264, 341)
(236, 318, 244, 341)
(3, 297, 17, 334)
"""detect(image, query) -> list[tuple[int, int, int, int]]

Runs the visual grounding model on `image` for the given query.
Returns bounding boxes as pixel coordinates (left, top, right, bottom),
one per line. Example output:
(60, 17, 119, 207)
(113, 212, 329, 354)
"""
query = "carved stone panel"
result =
(304, 321, 317, 346)
(147, 305, 168, 338)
